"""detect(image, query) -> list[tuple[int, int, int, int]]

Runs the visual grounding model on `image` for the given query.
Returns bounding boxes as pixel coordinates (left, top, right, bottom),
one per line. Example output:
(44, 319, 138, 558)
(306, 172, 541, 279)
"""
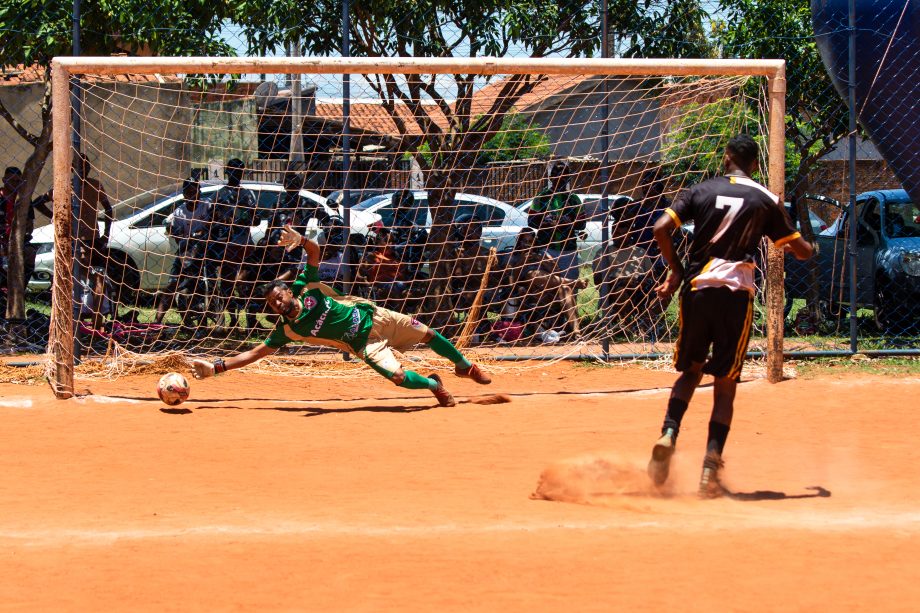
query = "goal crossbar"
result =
(53, 56, 785, 77)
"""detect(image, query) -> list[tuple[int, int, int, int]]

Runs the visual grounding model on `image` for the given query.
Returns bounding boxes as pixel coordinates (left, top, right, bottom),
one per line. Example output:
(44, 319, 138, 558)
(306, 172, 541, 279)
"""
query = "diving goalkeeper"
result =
(191, 225, 492, 406)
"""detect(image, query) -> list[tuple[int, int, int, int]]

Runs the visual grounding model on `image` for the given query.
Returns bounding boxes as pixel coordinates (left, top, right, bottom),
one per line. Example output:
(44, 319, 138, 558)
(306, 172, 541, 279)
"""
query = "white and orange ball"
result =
(157, 372, 190, 406)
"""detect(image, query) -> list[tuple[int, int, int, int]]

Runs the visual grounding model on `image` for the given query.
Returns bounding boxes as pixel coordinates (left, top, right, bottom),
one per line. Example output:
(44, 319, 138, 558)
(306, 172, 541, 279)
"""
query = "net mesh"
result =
(44, 65, 773, 379)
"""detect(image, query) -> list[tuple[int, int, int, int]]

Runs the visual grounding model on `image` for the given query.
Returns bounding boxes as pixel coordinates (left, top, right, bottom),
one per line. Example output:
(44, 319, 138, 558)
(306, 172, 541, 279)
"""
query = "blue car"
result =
(786, 189, 920, 332)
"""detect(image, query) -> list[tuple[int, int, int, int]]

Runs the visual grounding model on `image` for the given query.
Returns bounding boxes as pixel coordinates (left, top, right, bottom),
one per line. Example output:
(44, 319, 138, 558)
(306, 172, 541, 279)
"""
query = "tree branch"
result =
(0, 98, 40, 147)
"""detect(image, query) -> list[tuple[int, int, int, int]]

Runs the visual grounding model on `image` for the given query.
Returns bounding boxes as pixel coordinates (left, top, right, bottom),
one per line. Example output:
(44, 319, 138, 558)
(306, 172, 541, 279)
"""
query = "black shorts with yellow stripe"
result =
(674, 286, 754, 380)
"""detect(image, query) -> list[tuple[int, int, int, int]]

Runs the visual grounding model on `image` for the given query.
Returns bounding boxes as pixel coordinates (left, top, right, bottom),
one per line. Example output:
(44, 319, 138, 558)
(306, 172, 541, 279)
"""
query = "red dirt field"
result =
(1, 362, 918, 611)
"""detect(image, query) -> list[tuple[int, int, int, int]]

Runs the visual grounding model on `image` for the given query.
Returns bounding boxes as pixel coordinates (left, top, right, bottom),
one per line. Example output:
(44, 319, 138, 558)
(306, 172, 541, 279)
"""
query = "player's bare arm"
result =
(191, 343, 277, 379)
(652, 212, 684, 300)
(781, 234, 815, 260)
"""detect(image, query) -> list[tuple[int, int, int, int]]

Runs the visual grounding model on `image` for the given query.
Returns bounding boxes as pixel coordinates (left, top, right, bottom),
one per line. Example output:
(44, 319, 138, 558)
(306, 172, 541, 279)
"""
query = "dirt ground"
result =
(0, 361, 918, 611)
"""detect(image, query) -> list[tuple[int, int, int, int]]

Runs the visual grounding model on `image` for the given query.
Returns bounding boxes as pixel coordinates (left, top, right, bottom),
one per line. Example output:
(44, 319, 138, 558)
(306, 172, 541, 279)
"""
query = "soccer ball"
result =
(157, 372, 190, 406)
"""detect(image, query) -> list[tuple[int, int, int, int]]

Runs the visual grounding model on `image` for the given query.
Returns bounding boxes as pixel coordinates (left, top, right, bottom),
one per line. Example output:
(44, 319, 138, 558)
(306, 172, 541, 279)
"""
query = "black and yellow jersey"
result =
(665, 174, 799, 294)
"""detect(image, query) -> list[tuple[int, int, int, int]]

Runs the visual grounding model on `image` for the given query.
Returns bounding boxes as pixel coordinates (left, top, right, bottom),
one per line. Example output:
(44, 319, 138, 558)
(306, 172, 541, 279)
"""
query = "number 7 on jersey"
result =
(709, 195, 745, 243)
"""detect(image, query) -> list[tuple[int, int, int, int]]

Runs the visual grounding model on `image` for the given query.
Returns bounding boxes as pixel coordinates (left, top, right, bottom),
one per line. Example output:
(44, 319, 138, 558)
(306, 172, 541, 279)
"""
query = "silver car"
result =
(515, 193, 635, 262)
(347, 191, 527, 251)
(29, 181, 332, 292)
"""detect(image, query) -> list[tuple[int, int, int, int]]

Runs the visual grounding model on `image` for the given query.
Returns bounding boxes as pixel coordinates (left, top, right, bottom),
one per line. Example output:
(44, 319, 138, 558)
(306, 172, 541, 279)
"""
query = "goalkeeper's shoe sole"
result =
(647, 432, 676, 486)
(430, 374, 457, 407)
(455, 363, 492, 385)
(698, 451, 725, 499)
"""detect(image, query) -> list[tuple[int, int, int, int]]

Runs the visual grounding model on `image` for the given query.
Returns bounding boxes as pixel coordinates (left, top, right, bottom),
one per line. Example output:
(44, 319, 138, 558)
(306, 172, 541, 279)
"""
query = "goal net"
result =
(45, 57, 786, 397)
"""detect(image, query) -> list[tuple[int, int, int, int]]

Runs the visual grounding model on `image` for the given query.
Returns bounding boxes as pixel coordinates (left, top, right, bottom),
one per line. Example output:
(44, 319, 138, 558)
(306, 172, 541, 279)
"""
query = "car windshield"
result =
(352, 195, 392, 211)
(111, 184, 181, 221)
(884, 200, 920, 239)
(376, 200, 430, 227)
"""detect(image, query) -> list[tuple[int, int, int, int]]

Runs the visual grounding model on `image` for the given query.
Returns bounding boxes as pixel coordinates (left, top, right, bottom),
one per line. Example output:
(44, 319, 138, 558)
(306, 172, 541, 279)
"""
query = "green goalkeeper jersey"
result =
(263, 265, 375, 352)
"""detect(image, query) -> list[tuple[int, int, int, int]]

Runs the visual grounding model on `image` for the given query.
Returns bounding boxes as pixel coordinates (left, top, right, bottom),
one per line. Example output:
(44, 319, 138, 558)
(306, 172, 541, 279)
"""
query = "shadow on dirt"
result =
(180, 403, 437, 416)
(723, 485, 832, 501)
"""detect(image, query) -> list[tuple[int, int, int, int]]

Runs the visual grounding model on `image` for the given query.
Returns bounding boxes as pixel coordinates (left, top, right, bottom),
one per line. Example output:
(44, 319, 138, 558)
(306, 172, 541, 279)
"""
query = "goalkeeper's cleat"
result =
(429, 374, 457, 407)
(455, 363, 492, 385)
(647, 428, 677, 486)
(698, 451, 725, 499)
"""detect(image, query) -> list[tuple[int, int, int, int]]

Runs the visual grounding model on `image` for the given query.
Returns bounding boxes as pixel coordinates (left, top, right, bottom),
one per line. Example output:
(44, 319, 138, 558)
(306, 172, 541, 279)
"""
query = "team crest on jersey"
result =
(410, 318, 423, 328)
(303, 296, 317, 310)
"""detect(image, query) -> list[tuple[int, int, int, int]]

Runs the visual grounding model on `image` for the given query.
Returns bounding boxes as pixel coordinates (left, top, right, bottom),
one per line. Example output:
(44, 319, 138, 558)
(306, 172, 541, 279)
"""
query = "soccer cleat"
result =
(647, 429, 676, 486)
(698, 451, 725, 499)
(429, 374, 457, 407)
(455, 363, 492, 385)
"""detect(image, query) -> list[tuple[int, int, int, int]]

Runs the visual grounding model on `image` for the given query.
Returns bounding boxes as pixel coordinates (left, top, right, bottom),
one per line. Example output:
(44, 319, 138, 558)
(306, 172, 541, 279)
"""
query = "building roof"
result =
(1, 63, 181, 86)
(311, 75, 583, 138)
(468, 74, 584, 117)
(314, 74, 738, 141)
(315, 101, 450, 136)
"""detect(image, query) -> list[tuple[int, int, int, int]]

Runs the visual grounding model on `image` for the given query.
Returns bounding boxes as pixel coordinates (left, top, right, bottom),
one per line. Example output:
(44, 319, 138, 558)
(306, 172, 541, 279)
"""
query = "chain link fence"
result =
(0, 0, 917, 363)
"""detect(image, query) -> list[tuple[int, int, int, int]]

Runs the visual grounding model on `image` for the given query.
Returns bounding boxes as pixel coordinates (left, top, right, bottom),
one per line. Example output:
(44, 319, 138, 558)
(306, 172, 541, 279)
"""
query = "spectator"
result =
(72, 153, 113, 270)
(527, 160, 586, 282)
(153, 179, 211, 325)
(1, 167, 51, 293)
(391, 189, 417, 242)
(593, 170, 671, 338)
(356, 226, 411, 311)
(440, 216, 492, 339)
(278, 169, 329, 230)
(212, 158, 258, 332)
(234, 209, 304, 331)
(494, 227, 586, 342)
(316, 215, 367, 296)
(0, 166, 20, 250)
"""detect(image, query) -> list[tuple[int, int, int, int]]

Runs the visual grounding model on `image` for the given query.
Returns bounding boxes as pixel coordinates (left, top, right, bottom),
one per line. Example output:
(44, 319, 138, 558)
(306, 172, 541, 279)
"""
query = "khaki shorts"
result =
(361, 308, 431, 375)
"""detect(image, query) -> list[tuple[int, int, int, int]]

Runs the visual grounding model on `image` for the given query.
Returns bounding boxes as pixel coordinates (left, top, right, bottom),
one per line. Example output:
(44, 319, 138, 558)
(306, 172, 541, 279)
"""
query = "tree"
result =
(661, 99, 806, 188)
(0, 0, 234, 320)
(717, 0, 849, 235)
(477, 112, 551, 164)
(717, 0, 850, 318)
(608, 0, 718, 59)
(661, 99, 761, 181)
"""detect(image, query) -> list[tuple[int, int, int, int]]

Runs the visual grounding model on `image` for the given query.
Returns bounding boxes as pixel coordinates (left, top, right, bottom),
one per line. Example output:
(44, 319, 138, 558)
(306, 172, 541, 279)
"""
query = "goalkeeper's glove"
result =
(191, 359, 215, 379)
(278, 224, 303, 252)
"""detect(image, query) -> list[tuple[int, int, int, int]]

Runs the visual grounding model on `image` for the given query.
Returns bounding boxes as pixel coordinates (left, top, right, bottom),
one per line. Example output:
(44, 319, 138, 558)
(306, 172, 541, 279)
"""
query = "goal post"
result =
(48, 56, 786, 398)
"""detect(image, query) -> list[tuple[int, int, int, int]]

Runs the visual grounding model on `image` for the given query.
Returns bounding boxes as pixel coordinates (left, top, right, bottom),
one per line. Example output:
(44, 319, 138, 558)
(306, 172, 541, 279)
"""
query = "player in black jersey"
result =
(646, 134, 814, 498)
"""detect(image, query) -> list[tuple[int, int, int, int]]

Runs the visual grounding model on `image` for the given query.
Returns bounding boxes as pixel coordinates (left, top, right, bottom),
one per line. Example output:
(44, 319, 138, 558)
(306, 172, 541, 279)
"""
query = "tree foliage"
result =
(606, 0, 717, 58)
(0, 0, 235, 319)
(661, 99, 760, 182)
(717, 0, 849, 202)
(0, 0, 234, 65)
(478, 113, 551, 164)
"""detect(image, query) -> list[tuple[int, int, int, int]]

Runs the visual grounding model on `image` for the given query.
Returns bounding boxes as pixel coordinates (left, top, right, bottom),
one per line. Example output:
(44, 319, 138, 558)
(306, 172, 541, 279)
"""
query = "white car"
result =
(29, 181, 332, 293)
(346, 191, 526, 251)
(515, 193, 635, 263)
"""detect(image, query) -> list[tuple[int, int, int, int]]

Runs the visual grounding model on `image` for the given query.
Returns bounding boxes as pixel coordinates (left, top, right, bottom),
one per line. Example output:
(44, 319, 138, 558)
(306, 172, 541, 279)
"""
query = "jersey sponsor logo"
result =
(310, 297, 332, 336)
(343, 308, 362, 340)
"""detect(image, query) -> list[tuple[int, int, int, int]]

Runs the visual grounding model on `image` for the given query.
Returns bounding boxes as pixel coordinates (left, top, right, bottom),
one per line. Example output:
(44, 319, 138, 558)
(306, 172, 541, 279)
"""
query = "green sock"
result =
(362, 350, 436, 390)
(428, 332, 471, 368)
(400, 369, 438, 390)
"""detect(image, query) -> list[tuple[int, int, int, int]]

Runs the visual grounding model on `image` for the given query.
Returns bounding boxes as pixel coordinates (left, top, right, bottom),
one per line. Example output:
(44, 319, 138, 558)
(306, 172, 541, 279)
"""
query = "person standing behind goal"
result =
(647, 134, 814, 498)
